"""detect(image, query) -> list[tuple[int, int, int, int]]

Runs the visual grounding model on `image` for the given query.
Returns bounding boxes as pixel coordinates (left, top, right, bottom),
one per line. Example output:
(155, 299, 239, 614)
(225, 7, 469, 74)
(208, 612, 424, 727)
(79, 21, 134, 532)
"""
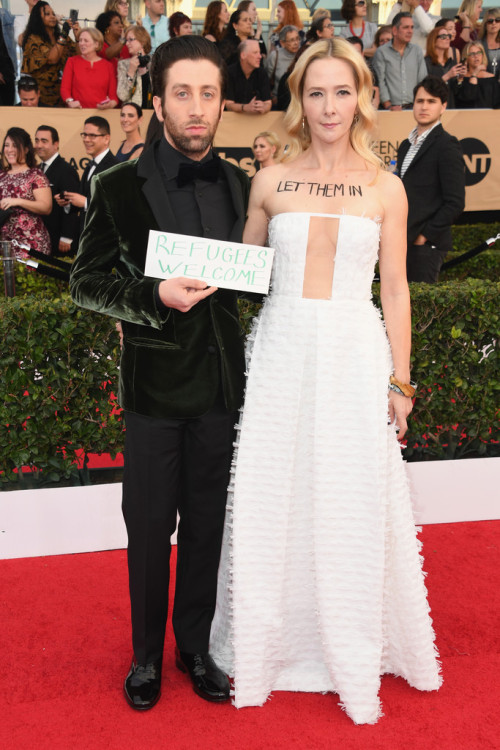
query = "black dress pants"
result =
(407, 243, 447, 283)
(122, 396, 236, 665)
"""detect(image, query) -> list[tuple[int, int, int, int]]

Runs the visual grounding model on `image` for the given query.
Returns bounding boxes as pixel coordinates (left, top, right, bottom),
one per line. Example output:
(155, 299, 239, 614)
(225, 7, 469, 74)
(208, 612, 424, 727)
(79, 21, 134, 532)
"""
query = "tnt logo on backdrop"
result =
(459, 138, 492, 187)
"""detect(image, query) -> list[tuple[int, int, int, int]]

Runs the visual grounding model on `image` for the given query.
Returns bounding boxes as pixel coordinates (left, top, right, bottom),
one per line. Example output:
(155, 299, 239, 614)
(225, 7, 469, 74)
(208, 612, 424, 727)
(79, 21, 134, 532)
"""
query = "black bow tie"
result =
(176, 156, 220, 187)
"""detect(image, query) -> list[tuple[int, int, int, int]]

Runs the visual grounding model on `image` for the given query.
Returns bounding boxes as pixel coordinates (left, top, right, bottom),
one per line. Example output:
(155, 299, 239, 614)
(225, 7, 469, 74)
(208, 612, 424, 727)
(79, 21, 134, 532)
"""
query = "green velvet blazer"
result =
(70, 144, 251, 419)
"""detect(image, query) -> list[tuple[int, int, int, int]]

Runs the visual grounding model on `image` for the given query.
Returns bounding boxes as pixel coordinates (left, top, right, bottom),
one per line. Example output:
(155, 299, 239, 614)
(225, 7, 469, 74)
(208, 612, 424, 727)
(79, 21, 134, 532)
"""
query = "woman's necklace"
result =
(349, 20, 365, 38)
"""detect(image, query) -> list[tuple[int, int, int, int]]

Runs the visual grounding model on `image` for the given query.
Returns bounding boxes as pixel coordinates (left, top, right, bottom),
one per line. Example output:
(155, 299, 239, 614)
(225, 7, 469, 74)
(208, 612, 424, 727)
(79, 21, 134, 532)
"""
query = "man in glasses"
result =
(396, 75, 465, 283)
(56, 116, 117, 240)
(387, 0, 440, 51)
(16, 75, 40, 106)
(142, 0, 169, 53)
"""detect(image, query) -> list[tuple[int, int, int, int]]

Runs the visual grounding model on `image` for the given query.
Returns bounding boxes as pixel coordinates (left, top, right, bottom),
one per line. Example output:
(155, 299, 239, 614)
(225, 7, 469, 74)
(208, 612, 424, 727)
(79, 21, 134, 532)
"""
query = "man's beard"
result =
(163, 112, 217, 159)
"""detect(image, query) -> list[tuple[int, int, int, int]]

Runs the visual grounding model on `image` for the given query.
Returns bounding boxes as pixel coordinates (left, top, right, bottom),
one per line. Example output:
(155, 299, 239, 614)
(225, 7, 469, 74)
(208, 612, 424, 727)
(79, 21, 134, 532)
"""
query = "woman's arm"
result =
(378, 172, 413, 438)
(0, 185, 52, 215)
(242, 169, 271, 247)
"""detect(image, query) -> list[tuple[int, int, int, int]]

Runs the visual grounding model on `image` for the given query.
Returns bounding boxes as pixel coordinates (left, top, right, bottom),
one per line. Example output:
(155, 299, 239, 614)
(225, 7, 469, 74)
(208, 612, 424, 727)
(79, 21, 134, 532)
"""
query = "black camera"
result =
(138, 54, 151, 67)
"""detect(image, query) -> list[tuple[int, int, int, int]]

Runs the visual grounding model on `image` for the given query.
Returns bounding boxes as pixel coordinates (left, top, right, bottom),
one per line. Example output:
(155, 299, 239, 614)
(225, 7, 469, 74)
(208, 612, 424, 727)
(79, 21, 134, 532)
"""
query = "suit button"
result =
(207, 345, 216, 354)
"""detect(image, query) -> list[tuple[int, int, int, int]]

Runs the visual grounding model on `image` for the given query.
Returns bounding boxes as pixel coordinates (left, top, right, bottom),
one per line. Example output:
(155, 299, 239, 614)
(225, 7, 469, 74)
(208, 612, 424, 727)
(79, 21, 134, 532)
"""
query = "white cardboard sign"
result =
(144, 231, 274, 294)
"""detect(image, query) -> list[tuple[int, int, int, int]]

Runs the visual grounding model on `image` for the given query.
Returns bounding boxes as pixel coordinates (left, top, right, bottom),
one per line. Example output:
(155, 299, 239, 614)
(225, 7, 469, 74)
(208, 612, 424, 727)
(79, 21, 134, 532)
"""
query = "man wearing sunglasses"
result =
(16, 75, 40, 106)
(387, 0, 440, 51)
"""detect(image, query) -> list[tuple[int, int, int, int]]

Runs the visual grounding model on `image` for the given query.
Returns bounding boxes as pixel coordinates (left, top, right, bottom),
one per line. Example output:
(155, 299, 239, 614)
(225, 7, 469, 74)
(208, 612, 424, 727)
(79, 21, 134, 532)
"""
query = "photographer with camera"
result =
(21, 1, 77, 107)
(60, 27, 118, 109)
(117, 25, 152, 108)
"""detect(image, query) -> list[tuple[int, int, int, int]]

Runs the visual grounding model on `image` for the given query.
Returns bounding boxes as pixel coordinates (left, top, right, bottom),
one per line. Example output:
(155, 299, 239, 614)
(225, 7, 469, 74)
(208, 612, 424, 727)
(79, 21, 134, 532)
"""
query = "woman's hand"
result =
(66, 99, 82, 108)
(127, 56, 140, 76)
(443, 62, 467, 81)
(0, 197, 19, 210)
(388, 390, 413, 441)
(97, 98, 118, 109)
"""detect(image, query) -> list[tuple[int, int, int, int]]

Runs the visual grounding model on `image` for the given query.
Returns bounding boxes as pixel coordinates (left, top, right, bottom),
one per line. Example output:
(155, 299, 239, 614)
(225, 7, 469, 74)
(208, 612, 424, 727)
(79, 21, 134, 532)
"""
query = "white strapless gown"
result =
(210, 213, 442, 725)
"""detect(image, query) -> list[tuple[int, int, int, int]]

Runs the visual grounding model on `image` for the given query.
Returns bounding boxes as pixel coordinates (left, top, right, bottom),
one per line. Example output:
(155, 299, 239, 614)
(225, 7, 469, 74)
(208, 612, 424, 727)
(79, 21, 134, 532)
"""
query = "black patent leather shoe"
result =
(124, 658, 162, 710)
(175, 648, 230, 702)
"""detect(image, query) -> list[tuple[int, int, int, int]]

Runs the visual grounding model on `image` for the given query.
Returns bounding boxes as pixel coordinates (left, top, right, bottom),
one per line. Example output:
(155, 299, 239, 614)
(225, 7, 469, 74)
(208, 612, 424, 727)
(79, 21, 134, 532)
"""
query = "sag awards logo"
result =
(459, 138, 491, 186)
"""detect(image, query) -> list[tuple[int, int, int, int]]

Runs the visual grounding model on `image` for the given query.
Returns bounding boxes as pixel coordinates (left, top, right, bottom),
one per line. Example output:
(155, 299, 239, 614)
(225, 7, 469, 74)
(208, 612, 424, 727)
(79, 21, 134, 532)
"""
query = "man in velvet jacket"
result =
(70, 37, 250, 711)
(396, 75, 465, 282)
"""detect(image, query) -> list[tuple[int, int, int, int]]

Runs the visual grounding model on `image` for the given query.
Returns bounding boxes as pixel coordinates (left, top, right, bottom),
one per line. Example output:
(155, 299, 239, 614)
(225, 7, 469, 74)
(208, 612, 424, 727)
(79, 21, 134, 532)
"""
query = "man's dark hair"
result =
(392, 11, 412, 28)
(36, 124, 59, 142)
(346, 35, 364, 51)
(84, 116, 111, 135)
(413, 75, 448, 104)
(17, 75, 39, 93)
(151, 35, 228, 103)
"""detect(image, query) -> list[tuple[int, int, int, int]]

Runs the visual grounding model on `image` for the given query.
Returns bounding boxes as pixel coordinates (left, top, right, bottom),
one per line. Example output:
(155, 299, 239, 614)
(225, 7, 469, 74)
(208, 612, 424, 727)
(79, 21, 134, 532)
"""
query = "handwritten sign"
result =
(144, 231, 275, 294)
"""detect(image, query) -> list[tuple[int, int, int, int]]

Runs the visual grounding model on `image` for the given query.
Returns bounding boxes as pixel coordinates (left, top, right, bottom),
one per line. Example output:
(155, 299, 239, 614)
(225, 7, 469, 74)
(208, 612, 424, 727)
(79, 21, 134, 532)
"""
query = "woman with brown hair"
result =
(0, 127, 51, 258)
(202, 1, 230, 43)
(211, 37, 441, 725)
(339, 0, 378, 57)
(425, 26, 466, 84)
(238, 0, 266, 54)
(217, 8, 253, 65)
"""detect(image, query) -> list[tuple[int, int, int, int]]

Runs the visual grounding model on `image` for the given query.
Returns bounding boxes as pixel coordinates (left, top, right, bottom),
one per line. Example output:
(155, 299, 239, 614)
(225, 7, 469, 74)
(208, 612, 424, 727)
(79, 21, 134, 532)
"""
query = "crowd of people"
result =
(0, 1, 495, 268)
(0, 0, 499, 112)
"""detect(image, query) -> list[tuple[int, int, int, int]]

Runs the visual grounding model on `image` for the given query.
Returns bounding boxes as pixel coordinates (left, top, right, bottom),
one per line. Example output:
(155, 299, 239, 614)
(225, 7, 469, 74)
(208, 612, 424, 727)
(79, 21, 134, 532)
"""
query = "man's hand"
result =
(245, 96, 265, 113)
(58, 240, 72, 253)
(414, 234, 428, 246)
(62, 191, 86, 208)
(158, 277, 218, 313)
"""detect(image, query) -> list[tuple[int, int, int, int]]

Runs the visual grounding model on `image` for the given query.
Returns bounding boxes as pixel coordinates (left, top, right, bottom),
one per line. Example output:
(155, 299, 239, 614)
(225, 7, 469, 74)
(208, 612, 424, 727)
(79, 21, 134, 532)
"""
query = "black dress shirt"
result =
(158, 137, 236, 241)
(226, 63, 271, 104)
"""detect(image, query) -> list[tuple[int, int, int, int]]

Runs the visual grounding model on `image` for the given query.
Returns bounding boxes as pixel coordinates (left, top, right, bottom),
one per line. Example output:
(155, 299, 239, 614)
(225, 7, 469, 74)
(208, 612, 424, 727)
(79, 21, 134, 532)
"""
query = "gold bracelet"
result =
(389, 375, 417, 398)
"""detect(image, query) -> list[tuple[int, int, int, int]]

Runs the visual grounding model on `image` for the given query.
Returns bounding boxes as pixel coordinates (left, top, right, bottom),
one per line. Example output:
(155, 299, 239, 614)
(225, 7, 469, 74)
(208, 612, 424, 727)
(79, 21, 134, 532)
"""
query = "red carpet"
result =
(1, 521, 498, 750)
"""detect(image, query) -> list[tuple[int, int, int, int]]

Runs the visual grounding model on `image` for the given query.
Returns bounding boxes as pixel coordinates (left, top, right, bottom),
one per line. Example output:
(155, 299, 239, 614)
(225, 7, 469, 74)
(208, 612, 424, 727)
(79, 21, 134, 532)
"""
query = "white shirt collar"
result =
(407, 120, 441, 146)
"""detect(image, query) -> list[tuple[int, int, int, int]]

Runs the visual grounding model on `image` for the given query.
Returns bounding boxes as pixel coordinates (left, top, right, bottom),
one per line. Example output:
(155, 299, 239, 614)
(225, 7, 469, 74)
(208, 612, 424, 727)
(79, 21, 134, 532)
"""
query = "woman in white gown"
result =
(210, 38, 441, 725)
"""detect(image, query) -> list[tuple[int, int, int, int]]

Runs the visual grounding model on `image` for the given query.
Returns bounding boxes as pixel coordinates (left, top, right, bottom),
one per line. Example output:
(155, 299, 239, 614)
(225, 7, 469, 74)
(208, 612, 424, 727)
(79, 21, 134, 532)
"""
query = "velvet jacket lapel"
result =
(136, 142, 247, 237)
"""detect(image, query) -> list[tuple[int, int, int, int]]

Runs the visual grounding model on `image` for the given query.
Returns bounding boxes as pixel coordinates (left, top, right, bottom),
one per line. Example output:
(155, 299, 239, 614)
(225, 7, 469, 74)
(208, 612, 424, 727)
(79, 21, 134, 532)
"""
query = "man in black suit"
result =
(57, 116, 117, 238)
(397, 75, 465, 282)
(70, 37, 250, 711)
(34, 125, 80, 255)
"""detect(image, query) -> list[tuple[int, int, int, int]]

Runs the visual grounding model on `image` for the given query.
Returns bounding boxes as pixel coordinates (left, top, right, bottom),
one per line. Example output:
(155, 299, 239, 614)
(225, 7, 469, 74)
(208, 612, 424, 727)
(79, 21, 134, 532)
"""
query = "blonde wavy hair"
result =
(253, 131, 282, 159)
(283, 38, 381, 170)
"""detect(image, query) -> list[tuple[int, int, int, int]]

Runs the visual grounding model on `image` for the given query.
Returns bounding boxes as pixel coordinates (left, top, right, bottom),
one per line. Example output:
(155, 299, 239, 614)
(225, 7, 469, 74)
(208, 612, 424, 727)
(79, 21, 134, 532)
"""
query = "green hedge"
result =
(0, 295, 123, 488)
(1, 249, 498, 489)
(452, 223, 500, 254)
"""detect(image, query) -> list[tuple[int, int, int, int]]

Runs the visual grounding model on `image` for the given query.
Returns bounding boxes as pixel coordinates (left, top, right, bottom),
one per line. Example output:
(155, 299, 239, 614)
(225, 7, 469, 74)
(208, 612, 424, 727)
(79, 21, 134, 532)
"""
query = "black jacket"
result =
(396, 124, 465, 254)
(42, 154, 80, 253)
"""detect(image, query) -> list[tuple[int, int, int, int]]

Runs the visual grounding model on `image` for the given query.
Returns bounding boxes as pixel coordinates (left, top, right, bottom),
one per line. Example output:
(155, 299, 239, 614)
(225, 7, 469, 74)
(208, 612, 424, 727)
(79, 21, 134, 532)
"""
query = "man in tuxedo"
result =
(70, 37, 250, 711)
(57, 116, 117, 238)
(34, 125, 80, 255)
(397, 75, 465, 282)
